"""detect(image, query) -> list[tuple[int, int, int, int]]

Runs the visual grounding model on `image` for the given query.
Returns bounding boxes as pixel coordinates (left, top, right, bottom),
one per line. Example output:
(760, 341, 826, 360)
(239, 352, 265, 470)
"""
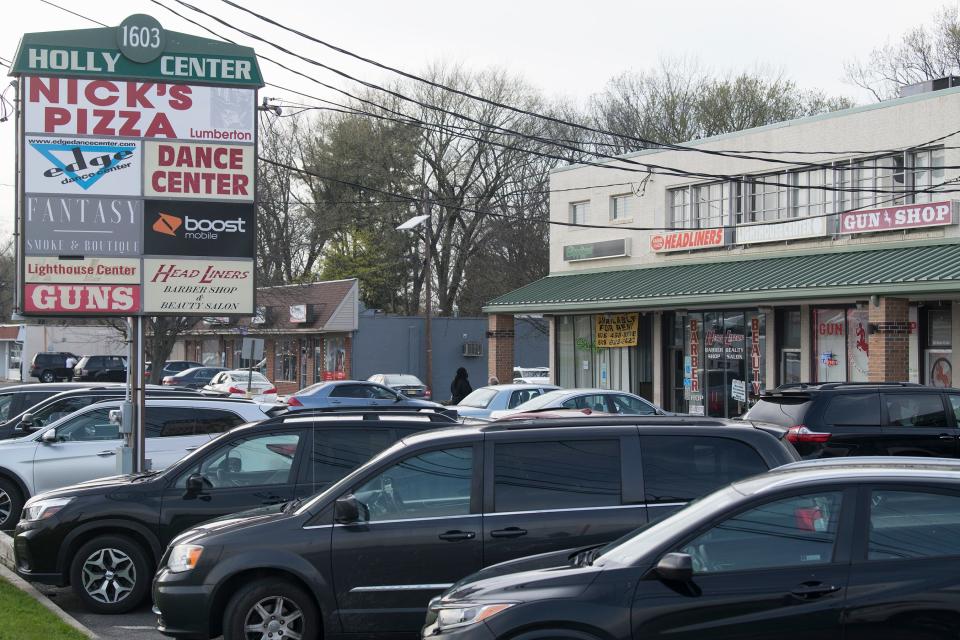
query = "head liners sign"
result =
(650, 228, 726, 253)
(12, 16, 263, 317)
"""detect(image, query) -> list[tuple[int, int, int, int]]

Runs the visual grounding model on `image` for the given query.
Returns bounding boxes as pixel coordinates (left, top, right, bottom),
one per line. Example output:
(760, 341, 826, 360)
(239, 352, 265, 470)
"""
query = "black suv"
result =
(30, 352, 79, 382)
(13, 409, 456, 614)
(0, 384, 201, 440)
(424, 458, 960, 640)
(151, 416, 799, 640)
(72, 355, 127, 382)
(745, 382, 960, 458)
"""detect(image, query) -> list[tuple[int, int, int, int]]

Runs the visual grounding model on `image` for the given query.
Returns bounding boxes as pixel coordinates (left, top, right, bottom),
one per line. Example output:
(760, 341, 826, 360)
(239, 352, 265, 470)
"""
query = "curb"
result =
(0, 533, 100, 639)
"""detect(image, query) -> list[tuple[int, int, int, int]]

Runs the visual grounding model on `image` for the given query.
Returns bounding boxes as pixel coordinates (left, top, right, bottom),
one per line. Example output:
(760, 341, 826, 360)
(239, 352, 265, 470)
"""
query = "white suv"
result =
(0, 398, 278, 529)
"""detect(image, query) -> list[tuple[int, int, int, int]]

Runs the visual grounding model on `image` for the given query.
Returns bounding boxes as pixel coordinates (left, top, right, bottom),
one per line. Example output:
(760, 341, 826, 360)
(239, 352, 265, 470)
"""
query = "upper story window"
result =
(851, 155, 905, 209)
(693, 182, 729, 228)
(792, 168, 830, 217)
(910, 148, 945, 204)
(570, 201, 590, 225)
(669, 187, 692, 228)
(747, 174, 789, 222)
(610, 194, 631, 221)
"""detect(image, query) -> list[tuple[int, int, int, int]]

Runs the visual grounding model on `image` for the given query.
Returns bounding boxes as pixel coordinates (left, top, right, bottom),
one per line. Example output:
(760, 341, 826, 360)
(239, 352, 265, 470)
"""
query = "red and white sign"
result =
(142, 258, 253, 315)
(25, 256, 140, 284)
(25, 77, 255, 141)
(840, 201, 956, 234)
(143, 141, 253, 200)
(24, 284, 140, 313)
(650, 229, 725, 252)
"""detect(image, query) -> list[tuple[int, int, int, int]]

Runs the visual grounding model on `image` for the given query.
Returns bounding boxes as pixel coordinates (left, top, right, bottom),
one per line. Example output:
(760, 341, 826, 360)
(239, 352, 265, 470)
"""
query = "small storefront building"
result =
(180, 279, 358, 395)
(485, 82, 960, 417)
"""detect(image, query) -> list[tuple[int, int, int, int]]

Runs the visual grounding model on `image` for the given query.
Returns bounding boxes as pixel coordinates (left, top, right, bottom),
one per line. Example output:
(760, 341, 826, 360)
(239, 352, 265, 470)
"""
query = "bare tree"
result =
(846, 6, 960, 100)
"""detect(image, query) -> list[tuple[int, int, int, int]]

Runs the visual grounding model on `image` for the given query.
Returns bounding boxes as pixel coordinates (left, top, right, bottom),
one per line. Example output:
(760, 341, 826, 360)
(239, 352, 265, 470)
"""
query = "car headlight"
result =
(436, 603, 513, 631)
(22, 497, 73, 522)
(166, 544, 204, 573)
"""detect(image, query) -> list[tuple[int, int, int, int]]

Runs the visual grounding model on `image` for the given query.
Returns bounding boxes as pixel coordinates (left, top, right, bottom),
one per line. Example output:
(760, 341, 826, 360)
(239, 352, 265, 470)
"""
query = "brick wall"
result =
(487, 314, 515, 385)
(868, 297, 910, 382)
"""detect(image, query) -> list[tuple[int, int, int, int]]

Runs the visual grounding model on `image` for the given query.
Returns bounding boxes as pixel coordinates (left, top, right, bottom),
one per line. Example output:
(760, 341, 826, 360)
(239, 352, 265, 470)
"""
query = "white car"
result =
(488, 388, 668, 420)
(0, 398, 277, 530)
(202, 370, 278, 402)
(454, 383, 560, 420)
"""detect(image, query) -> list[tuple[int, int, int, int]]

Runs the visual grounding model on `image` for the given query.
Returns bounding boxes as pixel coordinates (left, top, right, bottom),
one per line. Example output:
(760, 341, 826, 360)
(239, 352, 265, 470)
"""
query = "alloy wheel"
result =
(81, 547, 137, 604)
(243, 595, 305, 640)
(0, 489, 10, 526)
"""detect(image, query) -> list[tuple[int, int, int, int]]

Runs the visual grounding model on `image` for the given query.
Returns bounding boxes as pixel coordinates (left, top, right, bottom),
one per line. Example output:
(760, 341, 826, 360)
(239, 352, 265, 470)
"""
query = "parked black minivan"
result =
(151, 416, 799, 640)
(745, 382, 960, 458)
(14, 409, 456, 613)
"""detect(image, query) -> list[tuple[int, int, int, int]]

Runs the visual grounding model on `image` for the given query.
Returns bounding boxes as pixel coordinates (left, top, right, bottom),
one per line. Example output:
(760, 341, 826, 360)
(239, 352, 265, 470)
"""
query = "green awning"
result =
(484, 243, 960, 313)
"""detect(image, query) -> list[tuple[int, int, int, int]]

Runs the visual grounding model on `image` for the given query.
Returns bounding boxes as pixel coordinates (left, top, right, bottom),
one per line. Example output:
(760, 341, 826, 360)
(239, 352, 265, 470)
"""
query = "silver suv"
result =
(0, 398, 277, 529)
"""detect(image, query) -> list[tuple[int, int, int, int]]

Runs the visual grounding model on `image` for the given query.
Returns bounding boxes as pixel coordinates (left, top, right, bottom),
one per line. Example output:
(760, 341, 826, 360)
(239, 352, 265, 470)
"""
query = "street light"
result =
(397, 214, 432, 395)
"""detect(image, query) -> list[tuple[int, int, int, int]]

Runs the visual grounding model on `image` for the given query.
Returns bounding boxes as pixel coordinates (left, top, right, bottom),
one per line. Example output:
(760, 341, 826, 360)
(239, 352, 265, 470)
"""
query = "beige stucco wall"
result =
(549, 86, 960, 274)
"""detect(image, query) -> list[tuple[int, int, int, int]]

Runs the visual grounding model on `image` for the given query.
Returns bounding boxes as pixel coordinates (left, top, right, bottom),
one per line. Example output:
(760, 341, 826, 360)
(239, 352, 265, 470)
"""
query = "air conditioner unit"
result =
(463, 341, 483, 357)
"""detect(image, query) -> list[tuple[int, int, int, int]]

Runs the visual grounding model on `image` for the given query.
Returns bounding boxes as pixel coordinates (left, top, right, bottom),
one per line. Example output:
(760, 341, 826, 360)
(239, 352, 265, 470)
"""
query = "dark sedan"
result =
(286, 379, 444, 411)
(161, 367, 227, 389)
(424, 457, 960, 640)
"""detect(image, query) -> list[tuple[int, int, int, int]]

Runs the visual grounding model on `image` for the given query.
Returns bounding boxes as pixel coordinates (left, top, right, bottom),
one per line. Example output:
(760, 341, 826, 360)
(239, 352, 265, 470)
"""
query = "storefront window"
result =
(557, 317, 575, 389)
(778, 308, 801, 385)
(814, 309, 847, 382)
(275, 338, 298, 382)
(847, 308, 870, 382)
(314, 337, 324, 384)
(925, 308, 952, 388)
(574, 316, 593, 388)
(201, 338, 221, 367)
(325, 335, 346, 379)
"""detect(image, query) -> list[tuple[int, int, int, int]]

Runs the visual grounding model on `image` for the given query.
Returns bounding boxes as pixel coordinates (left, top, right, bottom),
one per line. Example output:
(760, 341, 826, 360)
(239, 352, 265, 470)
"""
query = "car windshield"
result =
(596, 485, 743, 566)
(516, 368, 548, 378)
(229, 371, 269, 383)
(458, 387, 498, 408)
(385, 375, 422, 386)
(510, 389, 568, 412)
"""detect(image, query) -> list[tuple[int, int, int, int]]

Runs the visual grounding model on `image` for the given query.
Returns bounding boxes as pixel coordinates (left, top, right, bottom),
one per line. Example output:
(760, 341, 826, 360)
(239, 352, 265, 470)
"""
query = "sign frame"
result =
(12, 15, 263, 318)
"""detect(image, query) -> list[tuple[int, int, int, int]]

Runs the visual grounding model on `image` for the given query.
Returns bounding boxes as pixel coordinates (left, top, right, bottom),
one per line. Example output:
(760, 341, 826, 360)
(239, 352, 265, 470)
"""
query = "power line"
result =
(259, 154, 960, 233)
(220, 0, 952, 162)
(38, 0, 109, 27)
(161, 0, 960, 195)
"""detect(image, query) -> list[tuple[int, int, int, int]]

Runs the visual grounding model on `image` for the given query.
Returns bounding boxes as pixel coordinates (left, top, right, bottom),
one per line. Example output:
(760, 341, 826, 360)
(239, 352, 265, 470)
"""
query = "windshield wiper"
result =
(282, 497, 305, 512)
(572, 547, 602, 567)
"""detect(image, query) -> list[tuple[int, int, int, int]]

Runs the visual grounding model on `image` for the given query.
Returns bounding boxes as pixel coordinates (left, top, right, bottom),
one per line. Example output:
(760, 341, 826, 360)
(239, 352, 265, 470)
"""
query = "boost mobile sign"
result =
(11, 14, 263, 317)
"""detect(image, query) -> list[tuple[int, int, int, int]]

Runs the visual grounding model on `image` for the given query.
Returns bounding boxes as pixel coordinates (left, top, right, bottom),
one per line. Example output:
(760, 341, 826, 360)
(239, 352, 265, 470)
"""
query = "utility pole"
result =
(423, 194, 433, 396)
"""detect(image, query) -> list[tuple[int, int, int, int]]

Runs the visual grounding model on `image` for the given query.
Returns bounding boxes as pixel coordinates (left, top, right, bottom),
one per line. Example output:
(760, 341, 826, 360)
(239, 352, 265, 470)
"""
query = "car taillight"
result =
(786, 425, 832, 443)
(227, 386, 245, 394)
(264, 387, 277, 394)
(424, 388, 431, 399)
(287, 396, 303, 406)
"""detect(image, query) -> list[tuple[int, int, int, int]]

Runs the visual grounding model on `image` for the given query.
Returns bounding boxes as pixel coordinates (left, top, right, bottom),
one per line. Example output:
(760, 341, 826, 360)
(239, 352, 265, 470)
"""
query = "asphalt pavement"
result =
(34, 583, 164, 640)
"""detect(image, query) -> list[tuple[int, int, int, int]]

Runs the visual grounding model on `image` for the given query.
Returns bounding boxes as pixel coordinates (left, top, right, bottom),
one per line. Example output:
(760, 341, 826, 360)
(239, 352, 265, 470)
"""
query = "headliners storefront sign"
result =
(13, 15, 263, 317)
(650, 228, 726, 253)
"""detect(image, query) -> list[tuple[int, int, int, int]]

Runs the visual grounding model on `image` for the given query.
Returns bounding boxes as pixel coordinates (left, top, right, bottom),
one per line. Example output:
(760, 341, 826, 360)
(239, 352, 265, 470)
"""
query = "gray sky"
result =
(0, 0, 953, 235)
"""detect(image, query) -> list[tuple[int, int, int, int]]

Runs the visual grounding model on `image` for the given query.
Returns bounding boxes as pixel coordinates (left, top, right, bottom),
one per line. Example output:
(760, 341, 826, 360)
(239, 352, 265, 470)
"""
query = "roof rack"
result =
(769, 381, 926, 393)
(482, 415, 738, 431)
(277, 406, 457, 423)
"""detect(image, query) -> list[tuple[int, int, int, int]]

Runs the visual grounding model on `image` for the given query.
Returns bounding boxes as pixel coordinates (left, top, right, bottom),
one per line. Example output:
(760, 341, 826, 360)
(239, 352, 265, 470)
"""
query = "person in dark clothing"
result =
(450, 367, 473, 404)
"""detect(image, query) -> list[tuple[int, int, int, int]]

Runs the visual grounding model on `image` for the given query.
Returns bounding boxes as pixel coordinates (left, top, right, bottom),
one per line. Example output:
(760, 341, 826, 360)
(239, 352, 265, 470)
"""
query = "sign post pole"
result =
(135, 315, 145, 472)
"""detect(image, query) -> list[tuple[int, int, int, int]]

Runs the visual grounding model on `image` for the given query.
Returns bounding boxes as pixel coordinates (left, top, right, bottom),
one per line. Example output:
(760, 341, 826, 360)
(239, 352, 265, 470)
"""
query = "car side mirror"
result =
(655, 552, 693, 582)
(334, 494, 367, 524)
(41, 429, 58, 444)
(20, 413, 34, 427)
(184, 473, 206, 498)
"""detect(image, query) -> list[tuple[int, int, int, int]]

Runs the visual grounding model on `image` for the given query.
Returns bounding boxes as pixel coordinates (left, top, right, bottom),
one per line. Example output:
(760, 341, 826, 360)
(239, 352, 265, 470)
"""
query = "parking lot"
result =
(35, 584, 161, 640)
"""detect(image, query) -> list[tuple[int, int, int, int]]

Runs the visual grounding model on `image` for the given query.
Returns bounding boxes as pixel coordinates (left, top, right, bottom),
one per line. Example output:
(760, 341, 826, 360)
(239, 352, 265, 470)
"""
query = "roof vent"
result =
(898, 76, 960, 98)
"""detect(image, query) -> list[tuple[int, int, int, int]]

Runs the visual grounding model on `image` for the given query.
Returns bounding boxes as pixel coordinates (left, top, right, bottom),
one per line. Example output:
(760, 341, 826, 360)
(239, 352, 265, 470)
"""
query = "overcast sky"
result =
(0, 0, 954, 235)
